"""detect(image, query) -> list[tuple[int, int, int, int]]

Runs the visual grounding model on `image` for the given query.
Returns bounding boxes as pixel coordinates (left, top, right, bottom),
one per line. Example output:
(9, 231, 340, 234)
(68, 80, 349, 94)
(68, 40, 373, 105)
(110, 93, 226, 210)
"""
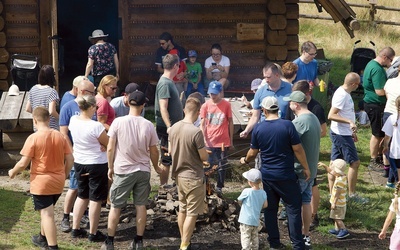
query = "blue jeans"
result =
(186, 82, 205, 97)
(263, 179, 304, 250)
(388, 157, 400, 183)
(207, 147, 228, 188)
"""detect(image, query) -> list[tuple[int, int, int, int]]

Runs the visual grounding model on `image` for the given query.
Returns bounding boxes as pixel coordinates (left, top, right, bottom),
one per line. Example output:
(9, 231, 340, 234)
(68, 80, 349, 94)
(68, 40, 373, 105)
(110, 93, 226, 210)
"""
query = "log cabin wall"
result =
(119, 0, 300, 90)
(1, 0, 51, 91)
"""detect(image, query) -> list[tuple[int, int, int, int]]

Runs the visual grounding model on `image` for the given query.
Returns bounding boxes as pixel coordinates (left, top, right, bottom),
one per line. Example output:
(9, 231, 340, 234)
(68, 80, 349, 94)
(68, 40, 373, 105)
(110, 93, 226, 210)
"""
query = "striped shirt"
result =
(330, 176, 347, 207)
(28, 85, 60, 130)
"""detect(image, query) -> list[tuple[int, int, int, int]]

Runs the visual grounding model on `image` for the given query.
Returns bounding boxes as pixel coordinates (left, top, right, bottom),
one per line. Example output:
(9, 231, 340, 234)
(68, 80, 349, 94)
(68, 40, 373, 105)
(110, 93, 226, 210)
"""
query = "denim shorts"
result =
(299, 178, 313, 204)
(69, 167, 78, 190)
(330, 130, 359, 164)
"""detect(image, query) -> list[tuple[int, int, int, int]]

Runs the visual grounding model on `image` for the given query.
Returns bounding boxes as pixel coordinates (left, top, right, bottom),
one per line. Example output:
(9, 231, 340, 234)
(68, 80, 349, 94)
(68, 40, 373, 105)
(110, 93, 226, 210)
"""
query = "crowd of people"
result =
(6, 29, 400, 250)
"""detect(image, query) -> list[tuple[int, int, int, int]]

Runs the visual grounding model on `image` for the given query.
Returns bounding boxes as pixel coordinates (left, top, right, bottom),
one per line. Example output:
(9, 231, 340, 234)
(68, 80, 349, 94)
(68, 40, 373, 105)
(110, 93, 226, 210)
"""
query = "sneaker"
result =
(278, 208, 287, 220)
(61, 218, 71, 233)
(100, 240, 114, 250)
(328, 228, 339, 235)
(386, 182, 396, 189)
(71, 228, 88, 238)
(88, 230, 107, 242)
(336, 229, 350, 239)
(270, 243, 286, 250)
(179, 243, 192, 250)
(31, 234, 48, 248)
(80, 215, 90, 229)
(129, 239, 144, 250)
(348, 193, 369, 204)
(368, 159, 384, 172)
(310, 214, 319, 230)
(303, 235, 311, 247)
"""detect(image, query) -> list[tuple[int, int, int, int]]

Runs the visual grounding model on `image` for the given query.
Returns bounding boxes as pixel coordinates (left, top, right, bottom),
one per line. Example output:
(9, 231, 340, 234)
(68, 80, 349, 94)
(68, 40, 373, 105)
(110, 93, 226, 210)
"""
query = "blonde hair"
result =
(98, 75, 117, 96)
(76, 95, 96, 111)
(33, 106, 50, 122)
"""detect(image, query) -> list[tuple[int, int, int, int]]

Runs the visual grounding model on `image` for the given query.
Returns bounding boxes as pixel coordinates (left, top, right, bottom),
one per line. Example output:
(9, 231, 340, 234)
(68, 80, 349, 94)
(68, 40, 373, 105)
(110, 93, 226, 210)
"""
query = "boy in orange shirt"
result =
(200, 81, 233, 195)
(9, 107, 74, 249)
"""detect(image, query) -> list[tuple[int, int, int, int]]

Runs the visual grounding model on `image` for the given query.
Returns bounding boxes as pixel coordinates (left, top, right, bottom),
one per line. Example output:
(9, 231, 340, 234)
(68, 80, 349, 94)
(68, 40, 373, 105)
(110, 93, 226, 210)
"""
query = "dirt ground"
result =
(0, 164, 391, 250)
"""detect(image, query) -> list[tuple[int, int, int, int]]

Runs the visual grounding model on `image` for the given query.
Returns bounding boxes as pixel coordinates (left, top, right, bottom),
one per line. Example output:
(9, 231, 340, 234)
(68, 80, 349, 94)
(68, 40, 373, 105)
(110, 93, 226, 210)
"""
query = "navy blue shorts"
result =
(330, 130, 359, 164)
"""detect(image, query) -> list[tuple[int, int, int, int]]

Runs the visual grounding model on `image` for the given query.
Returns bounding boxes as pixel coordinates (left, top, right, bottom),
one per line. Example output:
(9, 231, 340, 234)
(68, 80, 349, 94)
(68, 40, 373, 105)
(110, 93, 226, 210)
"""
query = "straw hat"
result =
(88, 29, 108, 41)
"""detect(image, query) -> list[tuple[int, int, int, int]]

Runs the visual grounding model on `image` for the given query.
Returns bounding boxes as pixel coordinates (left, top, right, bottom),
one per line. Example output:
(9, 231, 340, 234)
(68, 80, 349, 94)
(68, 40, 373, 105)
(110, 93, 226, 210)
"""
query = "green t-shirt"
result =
(363, 60, 387, 104)
(293, 113, 321, 179)
(186, 61, 202, 84)
(154, 77, 183, 127)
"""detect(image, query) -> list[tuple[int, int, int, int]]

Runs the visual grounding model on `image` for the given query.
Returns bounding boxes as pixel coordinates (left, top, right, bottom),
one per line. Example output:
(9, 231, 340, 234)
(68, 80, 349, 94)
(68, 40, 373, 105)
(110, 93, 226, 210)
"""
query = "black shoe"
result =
(71, 228, 88, 238)
(383, 169, 389, 178)
(88, 230, 107, 242)
(310, 214, 319, 230)
(60, 218, 71, 233)
(270, 243, 286, 250)
(32, 234, 48, 248)
(129, 239, 144, 250)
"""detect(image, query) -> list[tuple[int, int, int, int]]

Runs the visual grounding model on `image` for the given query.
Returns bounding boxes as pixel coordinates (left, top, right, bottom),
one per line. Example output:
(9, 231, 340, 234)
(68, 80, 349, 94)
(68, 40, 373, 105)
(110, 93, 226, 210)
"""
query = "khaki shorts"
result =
(176, 176, 205, 216)
(329, 205, 346, 220)
(110, 171, 151, 208)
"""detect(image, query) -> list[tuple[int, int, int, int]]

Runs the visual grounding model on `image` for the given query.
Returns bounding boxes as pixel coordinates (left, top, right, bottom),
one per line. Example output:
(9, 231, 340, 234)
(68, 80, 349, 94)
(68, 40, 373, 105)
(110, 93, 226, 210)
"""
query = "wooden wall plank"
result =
(130, 0, 267, 4)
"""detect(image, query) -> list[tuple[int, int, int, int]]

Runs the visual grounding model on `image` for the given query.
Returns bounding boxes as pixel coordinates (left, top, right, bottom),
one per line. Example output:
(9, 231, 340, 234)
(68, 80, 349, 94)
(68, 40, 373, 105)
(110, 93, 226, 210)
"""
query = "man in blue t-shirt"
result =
(240, 96, 310, 250)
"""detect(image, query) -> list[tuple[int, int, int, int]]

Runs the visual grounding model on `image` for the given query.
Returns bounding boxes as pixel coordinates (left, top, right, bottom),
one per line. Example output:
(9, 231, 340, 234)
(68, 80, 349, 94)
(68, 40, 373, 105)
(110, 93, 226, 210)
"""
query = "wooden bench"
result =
(0, 91, 33, 168)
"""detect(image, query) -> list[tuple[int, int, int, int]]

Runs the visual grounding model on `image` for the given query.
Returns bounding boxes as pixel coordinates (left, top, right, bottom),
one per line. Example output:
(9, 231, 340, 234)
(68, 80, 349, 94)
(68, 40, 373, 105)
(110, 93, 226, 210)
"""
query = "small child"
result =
(8, 107, 74, 249)
(356, 100, 370, 127)
(242, 78, 262, 109)
(237, 169, 268, 250)
(200, 81, 234, 195)
(169, 49, 188, 96)
(320, 159, 350, 239)
(186, 50, 204, 96)
(379, 182, 400, 249)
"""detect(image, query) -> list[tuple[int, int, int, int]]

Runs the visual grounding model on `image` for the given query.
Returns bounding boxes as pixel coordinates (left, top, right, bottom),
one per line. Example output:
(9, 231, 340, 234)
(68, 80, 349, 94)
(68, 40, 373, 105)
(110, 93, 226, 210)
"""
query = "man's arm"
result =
(292, 143, 310, 181)
(159, 98, 171, 129)
(240, 148, 259, 164)
(149, 145, 161, 173)
(107, 136, 117, 181)
(228, 117, 234, 147)
(9, 156, 31, 179)
(113, 53, 120, 80)
(60, 125, 73, 149)
(240, 109, 260, 138)
(375, 89, 385, 96)
(198, 147, 208, 162)
(64, 153, 74, 178)
(328, 106, 356, 131)
(320, 122, 327, 137)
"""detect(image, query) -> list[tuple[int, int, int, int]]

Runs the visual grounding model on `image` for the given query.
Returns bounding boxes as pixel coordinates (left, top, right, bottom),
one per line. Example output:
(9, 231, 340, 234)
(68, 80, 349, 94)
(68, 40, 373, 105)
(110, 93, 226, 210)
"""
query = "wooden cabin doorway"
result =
(56, 0, 119, 95)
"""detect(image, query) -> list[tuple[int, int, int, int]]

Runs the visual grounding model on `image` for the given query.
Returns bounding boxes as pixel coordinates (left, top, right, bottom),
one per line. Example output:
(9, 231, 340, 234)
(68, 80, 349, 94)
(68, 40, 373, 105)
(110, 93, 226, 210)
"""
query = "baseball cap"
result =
(169, 49, 179, 56)
(251, 78, 262, 91)
(188, 50, 197, 57)
(125, 82, 139, 94)
(261, 96, 279, 111)
(129, 90, 146, 106)
(207, 81, 222, 95)
(242, 169, 262, 183)
(332, 159, 346, 176)
(283, 91, 307, 103)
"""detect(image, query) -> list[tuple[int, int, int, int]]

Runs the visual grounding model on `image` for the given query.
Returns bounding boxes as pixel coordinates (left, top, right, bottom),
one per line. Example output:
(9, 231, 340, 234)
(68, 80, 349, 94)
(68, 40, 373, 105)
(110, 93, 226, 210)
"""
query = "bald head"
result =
(379, 47, 395, 58)
(77, 80, 95, 97)
(344, 72, 360, 87)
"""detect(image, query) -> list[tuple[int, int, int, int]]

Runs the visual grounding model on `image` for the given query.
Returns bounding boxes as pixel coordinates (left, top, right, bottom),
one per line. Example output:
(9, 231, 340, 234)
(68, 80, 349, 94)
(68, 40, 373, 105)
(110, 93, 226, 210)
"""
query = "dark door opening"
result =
(57, 0, 118, 95)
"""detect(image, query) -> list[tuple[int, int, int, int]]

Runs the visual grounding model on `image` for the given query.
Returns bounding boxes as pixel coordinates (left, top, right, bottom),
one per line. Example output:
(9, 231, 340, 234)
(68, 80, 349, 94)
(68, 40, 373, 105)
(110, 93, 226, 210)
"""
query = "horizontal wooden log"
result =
(0, 149, 22, 169)
(267, 15, 287, 30)
(2, 132, 30, 151)
(285, 0, 299, 4)
(0, 48, 9, 63)
(0, 64, 8, 79)
(286, 35, 299, 50)
(129, 0, 268, 5)
(0, 80, 8, 91)
(4, 0, 37, 4)
(287, 50, 300, 61)
(266, 30, 287, 45)
(0, 16, 4, 31)
(3, 124, 33, 133)
(267, 0, 286, 14)
(266, 46, 288, 61)
(286, 4, 299, 19)
(286, 19, 299, 35)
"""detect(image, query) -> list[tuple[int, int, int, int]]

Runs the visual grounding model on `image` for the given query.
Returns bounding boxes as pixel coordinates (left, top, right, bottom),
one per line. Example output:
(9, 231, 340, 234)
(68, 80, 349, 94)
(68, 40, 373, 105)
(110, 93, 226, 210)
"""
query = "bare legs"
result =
(40, 205, 57, 246)
(178, 211, 198, 247)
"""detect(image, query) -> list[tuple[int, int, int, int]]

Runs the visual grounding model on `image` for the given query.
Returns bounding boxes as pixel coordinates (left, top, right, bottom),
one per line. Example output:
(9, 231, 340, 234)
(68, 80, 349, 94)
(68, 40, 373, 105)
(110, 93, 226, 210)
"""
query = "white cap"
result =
(8, 84, 20, 96)
(261, 96, 279, 111)
(242, 169, 262, 182)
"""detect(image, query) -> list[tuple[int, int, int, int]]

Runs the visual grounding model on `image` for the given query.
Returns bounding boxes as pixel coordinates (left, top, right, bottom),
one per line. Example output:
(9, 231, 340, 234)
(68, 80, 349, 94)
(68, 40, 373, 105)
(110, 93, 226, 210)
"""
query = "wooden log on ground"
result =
(2, 132, 30, 150)
(0, 149, 21, 169)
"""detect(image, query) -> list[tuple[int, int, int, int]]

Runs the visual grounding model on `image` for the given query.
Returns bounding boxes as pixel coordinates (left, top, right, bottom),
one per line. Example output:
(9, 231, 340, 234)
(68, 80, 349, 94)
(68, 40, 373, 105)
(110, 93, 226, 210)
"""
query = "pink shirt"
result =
(200, 99, 232, 147)
(96, 95, 116, 126)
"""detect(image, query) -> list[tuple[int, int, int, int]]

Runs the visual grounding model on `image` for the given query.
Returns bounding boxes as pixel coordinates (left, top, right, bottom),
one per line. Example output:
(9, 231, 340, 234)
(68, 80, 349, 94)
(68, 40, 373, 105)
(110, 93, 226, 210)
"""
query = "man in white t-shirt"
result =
(102, 91, 160, 250)
(110, 82, 144, 117)
(328, 72, 367, 203)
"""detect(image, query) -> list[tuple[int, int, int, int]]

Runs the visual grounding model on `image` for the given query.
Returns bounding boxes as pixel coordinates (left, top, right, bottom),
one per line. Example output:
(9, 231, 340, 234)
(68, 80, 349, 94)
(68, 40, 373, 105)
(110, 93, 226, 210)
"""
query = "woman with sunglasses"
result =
(96, 75, 117, 131)
(68, 95, 109, 241)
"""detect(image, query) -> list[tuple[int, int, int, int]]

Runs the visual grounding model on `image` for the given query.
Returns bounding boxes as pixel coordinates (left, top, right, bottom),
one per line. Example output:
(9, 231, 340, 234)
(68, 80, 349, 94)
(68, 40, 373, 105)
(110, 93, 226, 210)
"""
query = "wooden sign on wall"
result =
(237, 23, 264, 41)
